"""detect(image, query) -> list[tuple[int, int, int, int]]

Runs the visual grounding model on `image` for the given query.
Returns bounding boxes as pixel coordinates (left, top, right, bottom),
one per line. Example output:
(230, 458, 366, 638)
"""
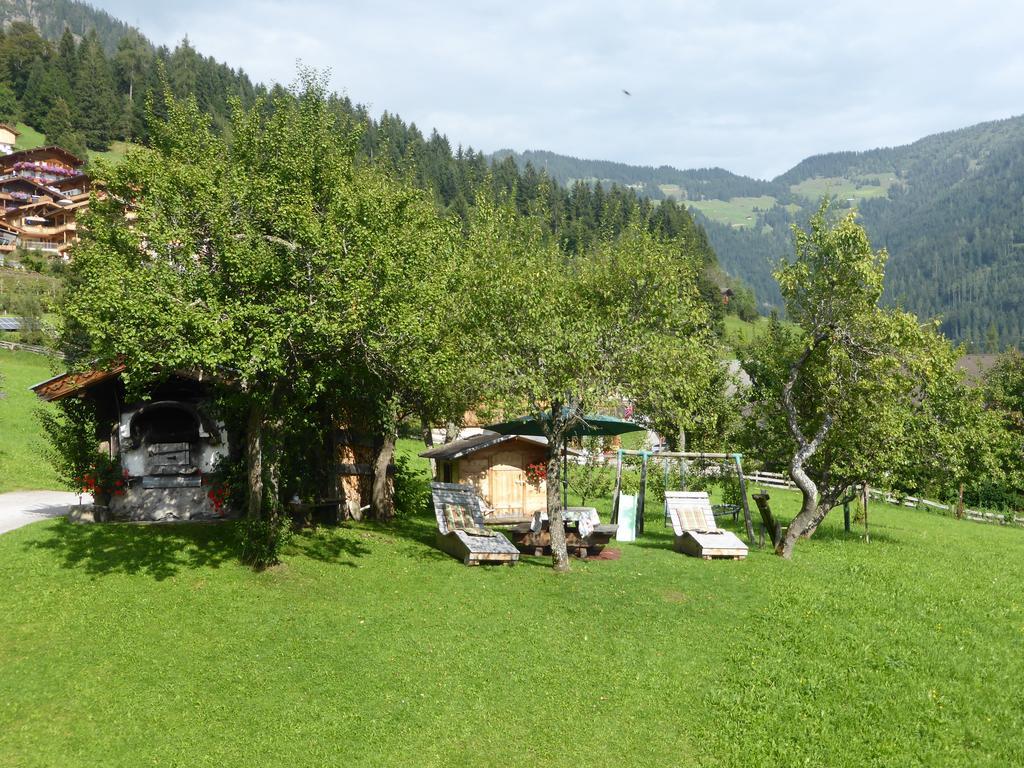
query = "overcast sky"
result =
(92, 0, 1024, 179)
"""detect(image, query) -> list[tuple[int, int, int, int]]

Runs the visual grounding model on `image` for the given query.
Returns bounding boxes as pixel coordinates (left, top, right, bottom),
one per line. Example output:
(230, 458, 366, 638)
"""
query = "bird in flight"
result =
(622, 89, 632, 96)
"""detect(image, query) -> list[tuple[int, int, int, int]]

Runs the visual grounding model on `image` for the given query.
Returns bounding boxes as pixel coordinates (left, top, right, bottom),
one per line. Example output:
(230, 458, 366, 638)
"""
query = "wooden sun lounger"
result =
(430, 482, 520, 566)
(665, 491, 748, 560)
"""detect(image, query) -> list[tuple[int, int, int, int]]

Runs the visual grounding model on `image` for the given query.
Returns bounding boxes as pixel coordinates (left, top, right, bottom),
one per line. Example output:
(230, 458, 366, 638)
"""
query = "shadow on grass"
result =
(287, 527, 371, 566)
(803, 525, 896, 545)
(25, 519, 237, 581)
(377, 509, 452, 562)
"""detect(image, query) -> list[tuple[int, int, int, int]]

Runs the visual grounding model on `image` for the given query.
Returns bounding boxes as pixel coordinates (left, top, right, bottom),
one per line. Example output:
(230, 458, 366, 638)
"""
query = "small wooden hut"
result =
(421, 433, 575, 523)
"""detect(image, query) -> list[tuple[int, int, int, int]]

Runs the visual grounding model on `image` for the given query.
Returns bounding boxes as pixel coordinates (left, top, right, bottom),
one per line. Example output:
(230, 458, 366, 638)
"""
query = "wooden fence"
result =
(746, 471, 1023, 528)
(867, 488, 1024, 527)
(745, 470, 797, 490)
(0, 340, 63, 357)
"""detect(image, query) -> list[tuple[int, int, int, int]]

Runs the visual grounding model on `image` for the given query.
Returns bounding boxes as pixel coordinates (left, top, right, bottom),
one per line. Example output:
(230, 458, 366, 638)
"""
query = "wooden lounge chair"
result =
(665, 491, 748, 560)
(430, 482, 520, 566)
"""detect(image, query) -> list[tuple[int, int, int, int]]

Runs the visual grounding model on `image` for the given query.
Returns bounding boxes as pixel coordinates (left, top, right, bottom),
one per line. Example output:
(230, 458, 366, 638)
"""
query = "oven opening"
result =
(133, 405, 202, 477)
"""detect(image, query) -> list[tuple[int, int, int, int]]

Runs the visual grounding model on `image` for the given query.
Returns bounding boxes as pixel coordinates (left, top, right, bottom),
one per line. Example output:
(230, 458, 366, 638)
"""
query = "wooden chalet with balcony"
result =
(0, 146, 91, 258)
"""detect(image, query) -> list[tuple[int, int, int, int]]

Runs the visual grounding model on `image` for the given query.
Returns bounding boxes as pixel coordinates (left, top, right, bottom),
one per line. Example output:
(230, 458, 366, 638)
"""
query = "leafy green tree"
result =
(978, 352, 1024, 507)
(742, 204, 980, 557)
(467, 196, 720, 570)
(568, 437, 613, 507)
(62, 71, 467, 563)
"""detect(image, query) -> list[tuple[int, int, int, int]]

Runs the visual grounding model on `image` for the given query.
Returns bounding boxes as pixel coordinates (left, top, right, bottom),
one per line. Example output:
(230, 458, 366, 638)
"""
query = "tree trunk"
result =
(546, 442, 570, 573)
(776, 486, 817, 558)
(776, 435, 833, 556)
(799, 500, 834, 539)
(421, 415, 436, 477)
(777, 331, 833, 558)
(546, 400, 570, 572)
(862, 482, 870, 543)
(421, 415, 434, 448)
(371, 432, 396, 522)
(246, 400, 265, 522)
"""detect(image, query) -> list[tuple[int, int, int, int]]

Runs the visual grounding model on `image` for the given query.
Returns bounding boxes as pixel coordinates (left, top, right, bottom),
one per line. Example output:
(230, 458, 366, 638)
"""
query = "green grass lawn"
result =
(1, 435, 1022, 766)
(0, 349, 62, 492)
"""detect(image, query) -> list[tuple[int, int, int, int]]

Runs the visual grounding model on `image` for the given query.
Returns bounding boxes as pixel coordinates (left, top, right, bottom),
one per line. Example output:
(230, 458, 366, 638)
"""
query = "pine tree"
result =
(73, 31, 119, 149)
(55, 27, 78, 84)
(42, 97, 87, 159)
(985, 321, 1000, 353)
(21, 56, 71, 129)
(0, 22, 51, 98)
(0, 82, 19, 124)
(113, 30, 149, 104)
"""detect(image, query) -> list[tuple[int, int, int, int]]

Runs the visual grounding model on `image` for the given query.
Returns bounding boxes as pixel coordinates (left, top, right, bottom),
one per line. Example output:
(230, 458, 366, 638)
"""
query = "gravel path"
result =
(0, 490, 91, 534)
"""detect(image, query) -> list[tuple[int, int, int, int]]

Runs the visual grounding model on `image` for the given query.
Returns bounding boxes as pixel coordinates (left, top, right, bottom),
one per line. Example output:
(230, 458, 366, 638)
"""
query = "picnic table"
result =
(505, 506, 617, 558)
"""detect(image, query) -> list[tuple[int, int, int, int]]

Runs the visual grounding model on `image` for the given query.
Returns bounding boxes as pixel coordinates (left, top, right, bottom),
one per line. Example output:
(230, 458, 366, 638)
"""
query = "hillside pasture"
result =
(87, 140, 136, 165)
(790, 173, 899, 205)
(13, 122, 46, 151)
(684, 196, 780, 228)
(722, 314, 776, 346)
(11, 122, 136, 165)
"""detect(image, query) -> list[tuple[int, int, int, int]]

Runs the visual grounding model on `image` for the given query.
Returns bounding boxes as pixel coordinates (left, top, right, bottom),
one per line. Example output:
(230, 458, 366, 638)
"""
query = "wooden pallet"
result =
(431, 483, 520, 566)
(674, 531, 747, 560)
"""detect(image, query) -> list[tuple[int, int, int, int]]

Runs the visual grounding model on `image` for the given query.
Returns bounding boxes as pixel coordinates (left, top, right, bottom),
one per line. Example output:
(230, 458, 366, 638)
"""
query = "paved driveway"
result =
(0, 491, 91, 534)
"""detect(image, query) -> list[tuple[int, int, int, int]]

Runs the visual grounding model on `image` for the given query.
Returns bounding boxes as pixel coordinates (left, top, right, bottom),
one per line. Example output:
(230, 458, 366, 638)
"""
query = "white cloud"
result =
(93, 0, 1024, 178)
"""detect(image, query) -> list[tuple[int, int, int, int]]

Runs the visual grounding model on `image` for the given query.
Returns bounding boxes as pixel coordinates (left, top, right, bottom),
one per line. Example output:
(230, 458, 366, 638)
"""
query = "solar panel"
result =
(0, 316, 23, 331)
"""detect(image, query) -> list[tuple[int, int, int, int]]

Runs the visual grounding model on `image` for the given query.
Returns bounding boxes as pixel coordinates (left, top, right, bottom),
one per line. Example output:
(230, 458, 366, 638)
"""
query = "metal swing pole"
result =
(562, 440, 568, 510)
(733, 453, 756, 544)
(637, 450, 648, 536)
(610, 448, 624, 524)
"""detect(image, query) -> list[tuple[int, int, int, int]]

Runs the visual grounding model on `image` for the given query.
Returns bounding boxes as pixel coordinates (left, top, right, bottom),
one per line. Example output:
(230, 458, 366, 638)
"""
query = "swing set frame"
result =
(609, 449, 756, 544)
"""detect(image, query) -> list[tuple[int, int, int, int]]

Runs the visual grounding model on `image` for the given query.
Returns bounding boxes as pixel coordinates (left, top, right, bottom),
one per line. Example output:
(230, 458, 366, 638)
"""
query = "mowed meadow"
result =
(0, 434, 1022, 767)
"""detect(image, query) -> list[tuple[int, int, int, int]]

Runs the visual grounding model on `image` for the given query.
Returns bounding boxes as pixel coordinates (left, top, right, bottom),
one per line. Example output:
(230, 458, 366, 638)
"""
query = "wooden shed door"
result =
(461, 458, 489, 501)
(489, 450, 526, 520)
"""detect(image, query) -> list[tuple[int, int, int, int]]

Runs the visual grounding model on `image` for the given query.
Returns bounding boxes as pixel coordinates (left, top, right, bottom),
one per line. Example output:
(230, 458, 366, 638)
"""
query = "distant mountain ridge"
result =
(498, 115, 1024, 350)
(490, 148, 789, 202)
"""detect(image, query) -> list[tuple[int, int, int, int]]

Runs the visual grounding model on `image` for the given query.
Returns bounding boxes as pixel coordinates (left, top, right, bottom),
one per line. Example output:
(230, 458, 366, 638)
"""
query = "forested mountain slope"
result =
(502, 117, 1024, 350)
(0, 0, 131, 52)
(491, 148, 790, 202)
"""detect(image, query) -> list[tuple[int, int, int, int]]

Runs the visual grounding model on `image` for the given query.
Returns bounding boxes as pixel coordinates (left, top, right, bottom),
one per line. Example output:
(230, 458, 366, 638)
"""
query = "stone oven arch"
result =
(126, 401, 221, 449)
